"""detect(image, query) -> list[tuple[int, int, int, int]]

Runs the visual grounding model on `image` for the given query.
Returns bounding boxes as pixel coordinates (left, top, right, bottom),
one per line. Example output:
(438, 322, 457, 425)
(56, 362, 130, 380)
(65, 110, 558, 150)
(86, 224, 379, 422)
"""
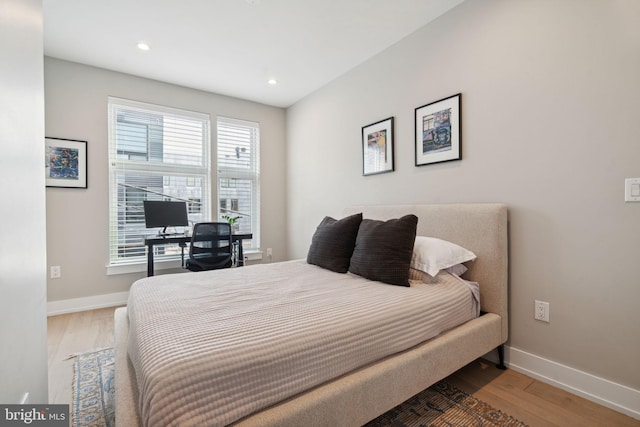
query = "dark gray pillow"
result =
(349, 214, 418, 286)
(307, 213, 363, 273)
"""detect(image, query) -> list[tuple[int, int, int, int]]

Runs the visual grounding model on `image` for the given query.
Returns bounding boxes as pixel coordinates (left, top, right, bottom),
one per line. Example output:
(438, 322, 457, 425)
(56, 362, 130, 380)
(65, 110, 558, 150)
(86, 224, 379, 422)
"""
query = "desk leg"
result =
(147, 245, 154, 276)
(238, 244, 244, 267)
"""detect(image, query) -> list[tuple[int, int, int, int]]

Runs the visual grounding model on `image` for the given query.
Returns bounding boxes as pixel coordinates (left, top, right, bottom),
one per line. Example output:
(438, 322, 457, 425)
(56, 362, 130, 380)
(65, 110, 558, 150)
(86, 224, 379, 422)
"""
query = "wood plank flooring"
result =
(47, 307, 119, 406)
(47, 307, 639, 426)
(447, 361, 639, 427)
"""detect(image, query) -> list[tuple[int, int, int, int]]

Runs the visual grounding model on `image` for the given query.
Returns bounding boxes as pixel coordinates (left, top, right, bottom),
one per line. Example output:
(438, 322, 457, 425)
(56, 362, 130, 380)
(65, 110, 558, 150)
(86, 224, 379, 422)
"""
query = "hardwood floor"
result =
(47, 307, 119, 406)
(447, 361, 639, 427)
(48, 307, 639, 427)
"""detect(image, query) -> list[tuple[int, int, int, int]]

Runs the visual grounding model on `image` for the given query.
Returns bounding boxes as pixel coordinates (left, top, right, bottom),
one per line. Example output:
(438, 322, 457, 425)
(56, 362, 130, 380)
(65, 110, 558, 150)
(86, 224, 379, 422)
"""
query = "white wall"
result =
(44, 58, 287, 302)
(287, 0, 640, 395)
(0, 0, 49, 403)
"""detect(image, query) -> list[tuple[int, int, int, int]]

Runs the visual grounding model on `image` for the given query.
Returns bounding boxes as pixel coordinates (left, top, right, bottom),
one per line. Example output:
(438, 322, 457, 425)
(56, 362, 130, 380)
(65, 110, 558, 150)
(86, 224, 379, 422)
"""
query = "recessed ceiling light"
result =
(136, 42, 151, 51)
(267, 79, 278, 85)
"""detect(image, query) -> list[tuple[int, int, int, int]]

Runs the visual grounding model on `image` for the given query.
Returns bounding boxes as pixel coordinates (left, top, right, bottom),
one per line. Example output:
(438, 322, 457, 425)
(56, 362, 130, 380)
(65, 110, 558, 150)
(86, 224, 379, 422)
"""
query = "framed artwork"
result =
(415, 93, 461, 166)
(45, 137, 87, 188)
(362, 116, 394, 176)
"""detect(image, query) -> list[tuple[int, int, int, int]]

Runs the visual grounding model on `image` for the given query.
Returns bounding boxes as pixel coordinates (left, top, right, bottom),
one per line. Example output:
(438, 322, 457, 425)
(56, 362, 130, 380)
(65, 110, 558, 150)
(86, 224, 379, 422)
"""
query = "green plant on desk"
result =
(222, 215, 240, 225)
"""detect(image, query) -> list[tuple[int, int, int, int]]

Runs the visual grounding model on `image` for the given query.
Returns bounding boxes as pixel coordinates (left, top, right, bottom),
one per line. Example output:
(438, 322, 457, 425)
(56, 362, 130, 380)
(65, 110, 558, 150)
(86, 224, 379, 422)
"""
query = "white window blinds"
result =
(108, 97, 211, 265)
(217, 117, 260, 251)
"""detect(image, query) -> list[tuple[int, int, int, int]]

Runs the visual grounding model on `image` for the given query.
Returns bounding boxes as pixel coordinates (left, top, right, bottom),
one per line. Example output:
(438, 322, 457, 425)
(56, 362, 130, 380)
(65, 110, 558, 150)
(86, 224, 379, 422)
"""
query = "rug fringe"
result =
(63, 347, 112, 361)
(71, 357, 78, 427)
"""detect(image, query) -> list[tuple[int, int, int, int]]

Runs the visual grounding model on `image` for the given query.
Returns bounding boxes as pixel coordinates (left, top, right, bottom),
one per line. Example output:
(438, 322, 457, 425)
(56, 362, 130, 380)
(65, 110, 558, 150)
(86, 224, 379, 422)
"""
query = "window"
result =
(216, 117, 260, 251)
(108, 97, 211, 266)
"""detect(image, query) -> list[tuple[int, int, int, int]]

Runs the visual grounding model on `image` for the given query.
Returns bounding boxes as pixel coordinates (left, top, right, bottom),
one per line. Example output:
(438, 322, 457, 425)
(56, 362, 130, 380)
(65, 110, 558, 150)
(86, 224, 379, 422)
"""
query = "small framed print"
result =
(362, 117, 394, 176)
(45, 137, 87, 188)
(415, 93, 461, 166)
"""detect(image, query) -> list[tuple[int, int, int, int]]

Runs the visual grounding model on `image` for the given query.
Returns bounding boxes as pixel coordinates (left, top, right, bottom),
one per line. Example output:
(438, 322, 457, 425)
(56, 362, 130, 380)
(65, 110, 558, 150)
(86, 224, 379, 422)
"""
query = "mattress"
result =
(127, 260, 479, 427)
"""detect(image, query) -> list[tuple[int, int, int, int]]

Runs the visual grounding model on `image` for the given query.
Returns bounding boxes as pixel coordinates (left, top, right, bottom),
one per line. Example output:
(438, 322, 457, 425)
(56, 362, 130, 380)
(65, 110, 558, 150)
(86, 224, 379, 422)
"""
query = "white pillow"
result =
(445, 263, 468, 277)
(411, 236, 476, 277)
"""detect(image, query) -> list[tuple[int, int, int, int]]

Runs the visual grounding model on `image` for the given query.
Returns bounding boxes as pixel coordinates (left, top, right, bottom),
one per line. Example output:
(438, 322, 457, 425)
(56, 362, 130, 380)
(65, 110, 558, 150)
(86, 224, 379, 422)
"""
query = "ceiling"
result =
(43, 0, 464, 108)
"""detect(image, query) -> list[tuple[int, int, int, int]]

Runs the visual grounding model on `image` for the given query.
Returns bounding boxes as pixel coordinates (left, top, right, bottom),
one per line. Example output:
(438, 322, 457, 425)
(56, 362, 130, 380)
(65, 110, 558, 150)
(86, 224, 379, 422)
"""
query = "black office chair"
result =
(183, 222, 233, 272)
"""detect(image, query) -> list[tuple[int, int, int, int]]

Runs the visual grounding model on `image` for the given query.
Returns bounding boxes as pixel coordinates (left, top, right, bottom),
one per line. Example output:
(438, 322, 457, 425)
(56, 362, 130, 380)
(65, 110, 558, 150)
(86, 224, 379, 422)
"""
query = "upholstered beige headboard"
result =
(344, 204, 508, 342)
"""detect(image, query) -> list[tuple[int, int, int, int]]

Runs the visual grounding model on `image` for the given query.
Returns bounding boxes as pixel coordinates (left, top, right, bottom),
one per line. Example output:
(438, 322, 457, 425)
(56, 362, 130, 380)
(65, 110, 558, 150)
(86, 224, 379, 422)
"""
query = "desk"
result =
(144, 233, 253, 276)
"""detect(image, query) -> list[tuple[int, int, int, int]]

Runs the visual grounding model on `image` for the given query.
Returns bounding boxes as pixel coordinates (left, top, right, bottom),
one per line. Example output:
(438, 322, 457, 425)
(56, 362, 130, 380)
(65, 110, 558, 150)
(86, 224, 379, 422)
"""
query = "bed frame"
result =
(115, 203, 508, 426)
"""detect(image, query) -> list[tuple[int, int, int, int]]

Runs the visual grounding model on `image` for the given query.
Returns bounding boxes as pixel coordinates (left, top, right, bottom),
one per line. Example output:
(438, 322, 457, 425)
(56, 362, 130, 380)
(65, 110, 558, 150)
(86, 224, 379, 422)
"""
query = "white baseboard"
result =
(47, 291, 129, 316)
(497, 346, 640, 420)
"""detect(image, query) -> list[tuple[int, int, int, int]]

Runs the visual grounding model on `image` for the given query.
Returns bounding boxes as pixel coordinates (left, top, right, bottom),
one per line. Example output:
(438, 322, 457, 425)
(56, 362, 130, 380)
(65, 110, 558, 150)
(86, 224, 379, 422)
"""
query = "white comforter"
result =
(127, 260, 478, 426)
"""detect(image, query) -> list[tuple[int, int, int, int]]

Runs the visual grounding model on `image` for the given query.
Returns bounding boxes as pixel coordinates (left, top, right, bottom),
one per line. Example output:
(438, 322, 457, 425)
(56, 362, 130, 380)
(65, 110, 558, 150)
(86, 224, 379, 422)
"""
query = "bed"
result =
(115, 203, 508, 426)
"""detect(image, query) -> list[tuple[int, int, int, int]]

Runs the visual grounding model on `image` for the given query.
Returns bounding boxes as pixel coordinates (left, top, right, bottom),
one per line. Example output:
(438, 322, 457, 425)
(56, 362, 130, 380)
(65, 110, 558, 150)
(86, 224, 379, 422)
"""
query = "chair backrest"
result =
(187, 222, 233, 270)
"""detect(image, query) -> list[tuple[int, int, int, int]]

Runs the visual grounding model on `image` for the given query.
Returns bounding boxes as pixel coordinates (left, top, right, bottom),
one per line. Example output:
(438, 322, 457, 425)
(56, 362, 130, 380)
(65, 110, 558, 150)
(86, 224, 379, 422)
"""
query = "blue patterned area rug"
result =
(72, 348, 115, 427)
(73, 347, 526, 427)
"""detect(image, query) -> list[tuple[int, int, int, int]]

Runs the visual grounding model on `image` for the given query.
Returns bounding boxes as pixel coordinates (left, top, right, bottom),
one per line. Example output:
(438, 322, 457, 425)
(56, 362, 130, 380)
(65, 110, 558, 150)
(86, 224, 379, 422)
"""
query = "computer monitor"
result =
(143, 200, 189, 235)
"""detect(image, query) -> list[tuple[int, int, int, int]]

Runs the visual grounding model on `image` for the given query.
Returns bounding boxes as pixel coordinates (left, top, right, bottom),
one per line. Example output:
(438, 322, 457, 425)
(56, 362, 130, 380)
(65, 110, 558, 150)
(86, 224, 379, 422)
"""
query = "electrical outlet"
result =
(534, 300, 550, 322)
(266, 248, 273, 257)
(50, 266, 61, 279)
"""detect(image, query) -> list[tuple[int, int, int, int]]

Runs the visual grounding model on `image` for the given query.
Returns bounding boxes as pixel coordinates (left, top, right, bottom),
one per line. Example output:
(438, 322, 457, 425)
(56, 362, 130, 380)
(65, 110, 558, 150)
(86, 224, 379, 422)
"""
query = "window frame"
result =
(107, 97, 211, 269)
(216, 116, 260, 252)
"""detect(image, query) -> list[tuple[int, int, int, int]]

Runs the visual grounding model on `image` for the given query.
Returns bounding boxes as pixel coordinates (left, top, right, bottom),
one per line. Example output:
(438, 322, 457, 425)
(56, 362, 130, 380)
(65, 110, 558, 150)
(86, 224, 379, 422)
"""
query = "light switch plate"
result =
(625, 178, 640, 202)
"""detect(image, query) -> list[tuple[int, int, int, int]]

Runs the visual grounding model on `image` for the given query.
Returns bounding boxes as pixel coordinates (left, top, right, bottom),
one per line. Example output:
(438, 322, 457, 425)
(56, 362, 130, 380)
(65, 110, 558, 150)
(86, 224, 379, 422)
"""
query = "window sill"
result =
(106, 259, 183, 276)
(106, 250, 263, 276)
(244, 250, 263, 262)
